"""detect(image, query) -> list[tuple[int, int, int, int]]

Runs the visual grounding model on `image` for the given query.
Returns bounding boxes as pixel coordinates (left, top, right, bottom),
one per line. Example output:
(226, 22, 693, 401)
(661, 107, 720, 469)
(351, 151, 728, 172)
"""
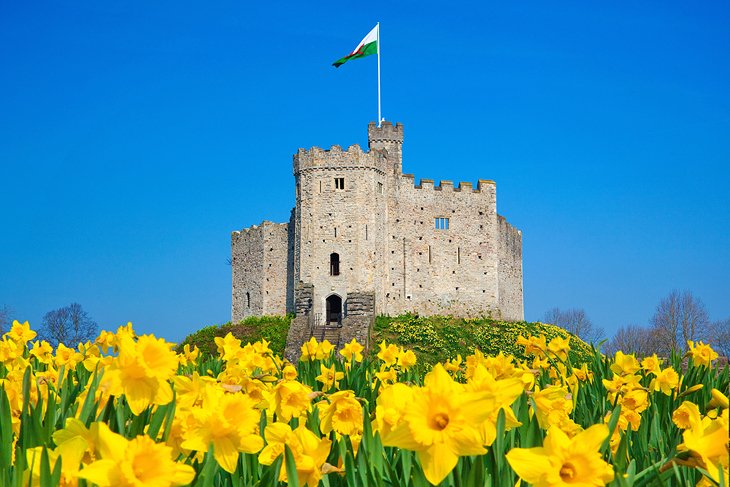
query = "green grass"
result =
(373, 314, 595, 365)
(180, 313, 593, 366)
(177, 315, 292, 357)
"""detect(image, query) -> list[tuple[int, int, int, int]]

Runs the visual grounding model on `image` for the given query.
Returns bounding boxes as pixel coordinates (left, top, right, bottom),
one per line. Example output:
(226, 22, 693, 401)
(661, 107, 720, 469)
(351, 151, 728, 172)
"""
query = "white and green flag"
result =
(332, 24, 379, 68)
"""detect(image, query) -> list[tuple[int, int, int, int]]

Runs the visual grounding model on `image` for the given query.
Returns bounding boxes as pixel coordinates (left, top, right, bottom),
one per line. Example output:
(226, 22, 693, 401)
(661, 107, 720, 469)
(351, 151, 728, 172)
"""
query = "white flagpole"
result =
(377, 22, 382, 127)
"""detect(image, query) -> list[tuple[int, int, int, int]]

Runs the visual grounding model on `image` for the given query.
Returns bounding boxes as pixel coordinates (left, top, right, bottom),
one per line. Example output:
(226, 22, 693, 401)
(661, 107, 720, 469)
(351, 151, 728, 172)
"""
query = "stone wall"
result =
(382, 177, 501, 317)
(232, 221, 291, 321)
(498, 215, 524, 321)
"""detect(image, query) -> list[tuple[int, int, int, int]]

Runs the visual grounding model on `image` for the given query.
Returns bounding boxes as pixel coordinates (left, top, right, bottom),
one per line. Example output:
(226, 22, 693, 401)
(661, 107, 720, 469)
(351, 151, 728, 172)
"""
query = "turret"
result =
(368, 121, 403, 175)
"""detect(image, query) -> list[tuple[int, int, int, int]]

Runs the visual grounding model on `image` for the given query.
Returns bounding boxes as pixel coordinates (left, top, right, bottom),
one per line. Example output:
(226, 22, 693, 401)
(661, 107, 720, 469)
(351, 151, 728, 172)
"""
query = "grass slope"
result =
(373, 315, 594, 365)
(177, 315, 292, 357)
(180, 314, 593, 365)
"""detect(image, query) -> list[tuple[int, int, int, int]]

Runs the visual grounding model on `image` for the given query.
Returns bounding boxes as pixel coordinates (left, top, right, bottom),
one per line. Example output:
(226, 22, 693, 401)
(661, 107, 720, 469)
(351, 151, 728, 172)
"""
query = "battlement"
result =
(404, 175, 497, 194)
(293, 143, 389, 175)
(368, 121, 404, 144)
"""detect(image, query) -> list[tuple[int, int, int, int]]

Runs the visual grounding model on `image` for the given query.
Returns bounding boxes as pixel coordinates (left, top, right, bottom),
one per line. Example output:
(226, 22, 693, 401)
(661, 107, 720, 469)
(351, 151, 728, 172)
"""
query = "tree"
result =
(707, 318, 730, 359)
(650, 290, 709, 356)
(40, 303, 98, 347)
(606, 324, 657, 356)
(0, 305, 13, 334)
(542, 307, 605, 345)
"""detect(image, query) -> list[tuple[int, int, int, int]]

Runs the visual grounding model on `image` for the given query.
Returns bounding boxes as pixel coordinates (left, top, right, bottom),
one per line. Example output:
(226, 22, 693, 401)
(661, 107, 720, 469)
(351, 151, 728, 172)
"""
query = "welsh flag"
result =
(332, 24, 379, 68)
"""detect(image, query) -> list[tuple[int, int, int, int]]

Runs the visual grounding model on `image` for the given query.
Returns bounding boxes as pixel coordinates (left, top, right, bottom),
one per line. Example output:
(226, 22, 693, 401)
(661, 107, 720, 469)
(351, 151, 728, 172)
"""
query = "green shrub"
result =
(373, 314, 594, 366)
(178, 315, 292, 357)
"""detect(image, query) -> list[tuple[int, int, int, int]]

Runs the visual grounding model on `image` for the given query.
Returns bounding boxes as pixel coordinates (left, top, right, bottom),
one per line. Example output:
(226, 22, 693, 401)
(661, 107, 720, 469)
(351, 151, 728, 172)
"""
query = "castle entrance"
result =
(326, 294, 342, 326)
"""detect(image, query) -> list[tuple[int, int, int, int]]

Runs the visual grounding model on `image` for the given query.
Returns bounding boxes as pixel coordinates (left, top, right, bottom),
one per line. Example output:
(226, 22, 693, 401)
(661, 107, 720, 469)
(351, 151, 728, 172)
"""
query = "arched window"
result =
(330, 253, 340, 276)
(246, 292, 250, 308)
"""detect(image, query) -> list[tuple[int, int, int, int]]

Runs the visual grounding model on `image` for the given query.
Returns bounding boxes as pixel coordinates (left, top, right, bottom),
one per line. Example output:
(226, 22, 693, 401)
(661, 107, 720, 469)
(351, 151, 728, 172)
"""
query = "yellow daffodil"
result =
(397, 348, 417, 371)
(506, 424, 614, 487)
(649, 367, 679, 396)
(379, 364, 498, 485)
(547, 336, 570, 361)
(377, 340, 400, 367)
(316, 363, 343, 392)
(78, 423, 195, 487)
(516, 334, 547, 358)
(640, 354, 661, 375)
(318, 390, 363, 437)
(339, 338, 364, 363)
(672, 401, 702, 430)
(7, 320, 37, 344)
(679, 409, 729, 484)
(686, 341, 718, 368)
(272, 379, 312, 421)
(610, 351, 640, 376)
(181, 388, 264, 473)
(103, 334, 178, 415)
(258, 422, 332, 487)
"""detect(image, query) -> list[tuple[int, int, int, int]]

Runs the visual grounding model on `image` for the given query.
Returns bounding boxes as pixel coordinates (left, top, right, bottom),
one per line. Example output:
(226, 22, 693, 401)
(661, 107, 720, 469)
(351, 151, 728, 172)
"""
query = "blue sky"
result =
(1, 1, 728, 342)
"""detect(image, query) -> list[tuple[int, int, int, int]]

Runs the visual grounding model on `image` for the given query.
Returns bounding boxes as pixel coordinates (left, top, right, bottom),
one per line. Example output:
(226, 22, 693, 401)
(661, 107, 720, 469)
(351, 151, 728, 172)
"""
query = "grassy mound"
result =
(373, 314, 594, 365)
(179, 314, 593, 366)
(177, 315, 292, 357)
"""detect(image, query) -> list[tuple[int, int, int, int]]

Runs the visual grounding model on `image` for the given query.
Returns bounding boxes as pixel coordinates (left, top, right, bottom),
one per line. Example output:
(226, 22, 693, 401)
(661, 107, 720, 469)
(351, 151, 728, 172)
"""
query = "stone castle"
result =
(231, 122, 523, 358)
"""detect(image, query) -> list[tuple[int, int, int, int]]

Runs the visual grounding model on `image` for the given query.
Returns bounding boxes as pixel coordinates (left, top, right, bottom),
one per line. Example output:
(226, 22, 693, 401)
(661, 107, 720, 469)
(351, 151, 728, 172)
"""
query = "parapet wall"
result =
(497, 215, 524, 321)
(293, 144, 390, 176)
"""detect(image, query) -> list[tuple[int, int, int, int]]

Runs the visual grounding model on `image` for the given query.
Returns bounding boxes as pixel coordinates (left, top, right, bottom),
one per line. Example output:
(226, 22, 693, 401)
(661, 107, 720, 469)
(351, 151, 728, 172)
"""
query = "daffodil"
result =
(77, 423, 195, 487)
(379, 364, 498, 485)
(649, 367, 679, 396)
(181, 387, 264, 473)
(640, 354, 661, 375)
(672, 401, 702, 430)
(610, 351, 640, 376)
(339, 338, 364, 363)
(506, 424, 614, 487)
(103, 334, 178, 415)
(686, 341, 718, 367)
(7, 320, 37, 344)
(25, 437, 87, 487)
(258, 422, 332, 487)
(272, 379, 312, 421)
(547, 336, 570, 361)
(316, 363, 343, 392)
(377, 340, 400, 367)
(318, 390, 363, 437)
(678, 409, 729, 484)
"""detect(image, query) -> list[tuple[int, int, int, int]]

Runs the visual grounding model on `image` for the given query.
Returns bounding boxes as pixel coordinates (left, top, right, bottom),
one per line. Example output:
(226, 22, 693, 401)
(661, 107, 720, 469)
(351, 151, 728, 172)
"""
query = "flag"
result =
(332, 25, 378, 68)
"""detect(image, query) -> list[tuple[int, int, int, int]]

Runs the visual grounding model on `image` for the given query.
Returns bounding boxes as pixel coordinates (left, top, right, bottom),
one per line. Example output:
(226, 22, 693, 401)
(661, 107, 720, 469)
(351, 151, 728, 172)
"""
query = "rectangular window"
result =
(435, 217, 449, 230)
(377, 182, 383, 194)
(335, 177, 345, 190)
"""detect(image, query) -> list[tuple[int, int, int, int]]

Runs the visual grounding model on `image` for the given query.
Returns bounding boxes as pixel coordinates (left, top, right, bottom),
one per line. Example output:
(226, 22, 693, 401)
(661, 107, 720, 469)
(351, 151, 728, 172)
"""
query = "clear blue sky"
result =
(2, 1, 728, 342)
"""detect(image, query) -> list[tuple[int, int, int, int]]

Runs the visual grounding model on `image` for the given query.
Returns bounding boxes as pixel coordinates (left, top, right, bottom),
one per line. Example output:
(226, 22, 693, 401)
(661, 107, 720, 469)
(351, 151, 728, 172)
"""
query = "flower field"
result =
(0, 320, 727, 486)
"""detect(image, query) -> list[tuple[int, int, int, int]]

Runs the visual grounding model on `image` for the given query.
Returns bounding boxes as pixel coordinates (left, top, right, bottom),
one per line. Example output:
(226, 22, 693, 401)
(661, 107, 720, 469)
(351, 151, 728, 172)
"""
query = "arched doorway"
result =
(326, 294, 342, 326)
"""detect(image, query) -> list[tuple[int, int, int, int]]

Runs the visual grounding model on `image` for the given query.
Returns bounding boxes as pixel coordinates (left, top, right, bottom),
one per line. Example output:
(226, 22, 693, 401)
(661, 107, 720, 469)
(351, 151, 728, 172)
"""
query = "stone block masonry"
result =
(233, 122, 524, 354)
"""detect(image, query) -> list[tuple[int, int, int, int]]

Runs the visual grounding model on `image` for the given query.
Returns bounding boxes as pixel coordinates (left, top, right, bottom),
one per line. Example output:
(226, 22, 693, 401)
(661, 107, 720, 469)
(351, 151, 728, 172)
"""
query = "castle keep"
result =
(232, 122, 523, 358)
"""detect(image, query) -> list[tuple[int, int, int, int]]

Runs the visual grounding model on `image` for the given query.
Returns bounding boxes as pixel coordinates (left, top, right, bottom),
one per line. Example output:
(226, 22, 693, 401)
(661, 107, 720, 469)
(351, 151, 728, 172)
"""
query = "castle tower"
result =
(292, 140, 389, 324)
(368, 121, 403, 176)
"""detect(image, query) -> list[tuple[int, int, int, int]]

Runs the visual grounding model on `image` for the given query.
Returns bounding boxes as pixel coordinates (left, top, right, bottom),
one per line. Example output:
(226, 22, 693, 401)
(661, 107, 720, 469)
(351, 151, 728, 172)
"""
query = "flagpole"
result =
(377, 22, 381, 127)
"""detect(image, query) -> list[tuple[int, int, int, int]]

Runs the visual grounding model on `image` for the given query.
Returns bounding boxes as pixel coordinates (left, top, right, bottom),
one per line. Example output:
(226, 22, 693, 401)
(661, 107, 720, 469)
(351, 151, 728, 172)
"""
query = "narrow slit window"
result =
(377, 182, 383, 194)
(365, 224, 368, 240)
(246, 292, 250, 308)
(457, 247, 461, 264)
(435, 217, 450, 230)
(428, 245, 432, 263)
(330, 253, 340, 276)
(334, 227, 337, 238)
(319, 181, 322, 193)
(335, 177, 345, 190)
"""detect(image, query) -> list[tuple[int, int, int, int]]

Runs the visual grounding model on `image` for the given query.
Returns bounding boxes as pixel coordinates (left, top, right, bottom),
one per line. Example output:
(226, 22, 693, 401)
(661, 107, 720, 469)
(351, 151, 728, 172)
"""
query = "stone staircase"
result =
(310, 326, 342, 348)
